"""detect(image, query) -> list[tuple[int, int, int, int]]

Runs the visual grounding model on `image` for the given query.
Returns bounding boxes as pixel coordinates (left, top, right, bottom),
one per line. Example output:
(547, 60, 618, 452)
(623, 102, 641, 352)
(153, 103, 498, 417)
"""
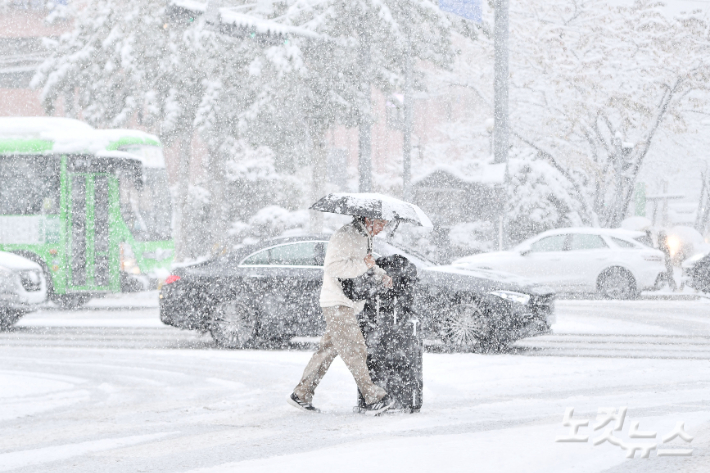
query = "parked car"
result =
(0, 251, 47, 328)
(159, 236, 555, 352)
(682, 251, 710, 293)
(452, 228, 666, 299)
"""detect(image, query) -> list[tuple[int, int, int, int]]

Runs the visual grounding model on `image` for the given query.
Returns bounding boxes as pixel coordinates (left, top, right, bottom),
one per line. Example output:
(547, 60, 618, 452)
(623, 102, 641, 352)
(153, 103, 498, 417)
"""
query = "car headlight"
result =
(489, 290, 531, 305)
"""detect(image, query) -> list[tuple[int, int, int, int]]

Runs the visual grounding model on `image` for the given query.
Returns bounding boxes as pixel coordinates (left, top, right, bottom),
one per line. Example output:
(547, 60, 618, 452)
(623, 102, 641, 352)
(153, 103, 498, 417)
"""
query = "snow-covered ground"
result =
(2, 294, 710, 472)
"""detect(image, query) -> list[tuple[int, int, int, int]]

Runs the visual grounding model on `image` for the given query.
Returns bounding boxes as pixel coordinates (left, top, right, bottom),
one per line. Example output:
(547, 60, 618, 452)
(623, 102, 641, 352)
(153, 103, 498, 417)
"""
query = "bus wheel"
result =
(51, 294, 91, 309)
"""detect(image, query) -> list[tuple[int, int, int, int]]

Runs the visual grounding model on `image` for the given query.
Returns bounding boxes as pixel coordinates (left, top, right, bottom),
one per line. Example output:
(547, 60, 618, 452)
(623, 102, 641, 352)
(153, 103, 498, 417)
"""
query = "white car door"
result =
(516, 234, 570, 286)
(561, 233, 611, 291)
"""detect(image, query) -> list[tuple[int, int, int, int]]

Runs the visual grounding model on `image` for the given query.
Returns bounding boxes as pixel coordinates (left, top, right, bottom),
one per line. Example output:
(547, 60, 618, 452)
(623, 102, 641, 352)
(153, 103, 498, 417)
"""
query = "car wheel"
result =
(441, 299, 491, 352)
(51, 294, 91, 309)
(598, 267, 637, 300)
(210, 300, 258, 349)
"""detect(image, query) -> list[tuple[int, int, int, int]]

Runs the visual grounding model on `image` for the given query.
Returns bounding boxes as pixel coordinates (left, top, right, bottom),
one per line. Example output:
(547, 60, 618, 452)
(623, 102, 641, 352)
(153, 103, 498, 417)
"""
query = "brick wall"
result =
(0, 7, 71, 117)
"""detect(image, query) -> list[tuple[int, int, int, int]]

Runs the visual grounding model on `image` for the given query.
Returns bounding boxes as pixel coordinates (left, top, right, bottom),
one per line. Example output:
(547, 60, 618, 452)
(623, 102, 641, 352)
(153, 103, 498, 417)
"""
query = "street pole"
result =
(358, 28, 372, 193)
(402, 34, 413, 201)
(493, 0, 509, 165)
(493, 0, 509, 249)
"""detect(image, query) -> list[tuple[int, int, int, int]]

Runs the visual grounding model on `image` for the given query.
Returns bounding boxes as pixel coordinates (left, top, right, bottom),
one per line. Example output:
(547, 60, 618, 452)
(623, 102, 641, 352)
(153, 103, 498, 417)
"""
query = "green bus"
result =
(0, 117, 174, 308)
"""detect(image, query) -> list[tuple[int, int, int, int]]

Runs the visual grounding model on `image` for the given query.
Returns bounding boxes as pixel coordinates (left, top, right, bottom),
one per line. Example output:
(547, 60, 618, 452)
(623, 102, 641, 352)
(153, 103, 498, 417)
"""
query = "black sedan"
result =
(159, 236, 555, 352)
(683, 251, 710, 293)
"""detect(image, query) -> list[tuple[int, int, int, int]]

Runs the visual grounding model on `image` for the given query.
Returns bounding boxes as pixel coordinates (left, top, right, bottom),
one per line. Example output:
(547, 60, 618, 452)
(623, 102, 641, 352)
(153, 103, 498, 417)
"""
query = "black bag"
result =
(356, 255, 423, 413)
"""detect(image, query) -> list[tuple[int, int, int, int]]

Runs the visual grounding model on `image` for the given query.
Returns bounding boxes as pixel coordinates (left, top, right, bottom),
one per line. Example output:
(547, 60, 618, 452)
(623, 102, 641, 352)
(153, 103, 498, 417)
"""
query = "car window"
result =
(374, 240, 432, 268)
(241, 248, 270, 265)
(529, 235, 567, 252)
(634, 234, 654, 247)
(242, 241, 325, 267)
(568, 234, 608, 250)
(610, 237, 636, 249)
(271, 243, 319, 266)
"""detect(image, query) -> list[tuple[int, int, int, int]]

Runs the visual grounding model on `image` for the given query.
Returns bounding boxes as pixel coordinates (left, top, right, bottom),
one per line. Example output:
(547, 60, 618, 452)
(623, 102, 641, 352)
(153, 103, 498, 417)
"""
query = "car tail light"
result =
(164, 275, 181, 285)
(642, 254, 663, 262)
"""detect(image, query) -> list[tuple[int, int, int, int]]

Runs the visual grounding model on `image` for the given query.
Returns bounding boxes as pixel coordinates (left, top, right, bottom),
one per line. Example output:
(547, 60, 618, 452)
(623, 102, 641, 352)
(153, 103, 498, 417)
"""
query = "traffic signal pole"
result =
(493, 0, 509, 249)
(493, 0, 509, 166)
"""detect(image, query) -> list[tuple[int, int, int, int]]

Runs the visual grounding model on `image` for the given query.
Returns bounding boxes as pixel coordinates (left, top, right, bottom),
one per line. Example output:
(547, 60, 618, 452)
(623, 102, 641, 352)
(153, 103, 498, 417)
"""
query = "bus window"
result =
(0, 156, 60, 215)
(119, 168, 172, 241)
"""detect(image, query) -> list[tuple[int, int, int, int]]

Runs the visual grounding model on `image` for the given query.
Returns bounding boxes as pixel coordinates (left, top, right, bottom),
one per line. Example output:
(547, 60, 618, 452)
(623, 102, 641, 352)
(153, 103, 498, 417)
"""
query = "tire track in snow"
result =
(0, 432, 179, 471)
(0, 326, 214, 349)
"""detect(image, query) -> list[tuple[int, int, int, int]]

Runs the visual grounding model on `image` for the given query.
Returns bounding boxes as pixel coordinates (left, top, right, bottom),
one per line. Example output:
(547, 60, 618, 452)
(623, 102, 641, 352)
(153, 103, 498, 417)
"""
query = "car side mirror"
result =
(519, 248, 532, 256)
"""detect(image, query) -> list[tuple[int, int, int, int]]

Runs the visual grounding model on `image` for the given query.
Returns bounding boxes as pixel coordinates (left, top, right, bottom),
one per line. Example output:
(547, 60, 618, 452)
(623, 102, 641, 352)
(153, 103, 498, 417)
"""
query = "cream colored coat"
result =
(319, 221, 386, 312)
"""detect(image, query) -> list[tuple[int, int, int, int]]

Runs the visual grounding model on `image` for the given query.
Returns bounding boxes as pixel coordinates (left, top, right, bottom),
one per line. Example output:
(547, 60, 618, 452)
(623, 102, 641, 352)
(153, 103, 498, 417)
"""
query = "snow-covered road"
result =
(516, 298, 710, 359)
(1, 294, 710, 472)
(5, 295, 710, 358)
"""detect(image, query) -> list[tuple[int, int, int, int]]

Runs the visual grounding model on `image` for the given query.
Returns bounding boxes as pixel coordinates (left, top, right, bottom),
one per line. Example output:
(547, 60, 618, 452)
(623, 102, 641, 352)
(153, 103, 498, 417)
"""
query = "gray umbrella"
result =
(310, 192, 433, 227)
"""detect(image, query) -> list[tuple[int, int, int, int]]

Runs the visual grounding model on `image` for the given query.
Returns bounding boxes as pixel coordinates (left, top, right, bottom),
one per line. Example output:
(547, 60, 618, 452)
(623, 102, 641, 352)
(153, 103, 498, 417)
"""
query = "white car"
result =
(452, 228, 666, 299)
(0, 251, 47, 328)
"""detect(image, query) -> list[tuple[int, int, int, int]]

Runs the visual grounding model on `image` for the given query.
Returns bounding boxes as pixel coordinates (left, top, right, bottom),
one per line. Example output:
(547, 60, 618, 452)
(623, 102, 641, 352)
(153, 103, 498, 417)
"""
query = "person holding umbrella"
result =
(657, 230, 677, 291)
(289, 215, 395, 415)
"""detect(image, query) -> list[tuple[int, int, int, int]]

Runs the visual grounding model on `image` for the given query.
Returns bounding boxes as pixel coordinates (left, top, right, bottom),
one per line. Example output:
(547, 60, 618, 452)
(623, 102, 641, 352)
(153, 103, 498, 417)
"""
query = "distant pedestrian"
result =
(658, 230, 677, 291)
(288, 217, 395, 415)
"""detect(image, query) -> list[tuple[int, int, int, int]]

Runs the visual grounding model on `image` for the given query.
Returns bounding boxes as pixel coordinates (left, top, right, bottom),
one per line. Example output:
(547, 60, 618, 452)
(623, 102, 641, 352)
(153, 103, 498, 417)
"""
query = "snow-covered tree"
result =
(32, 0, 461, 257)
(32, 0, 211, 258)
(442, 0, 710, 232)
(210, 0, 457, 230)
(510, 0, 710, 227)
(189, 28, 263, 254)
(506, 151, 584, 242)
(166, 0, 461, 247)
(33, 0, 168, 127)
